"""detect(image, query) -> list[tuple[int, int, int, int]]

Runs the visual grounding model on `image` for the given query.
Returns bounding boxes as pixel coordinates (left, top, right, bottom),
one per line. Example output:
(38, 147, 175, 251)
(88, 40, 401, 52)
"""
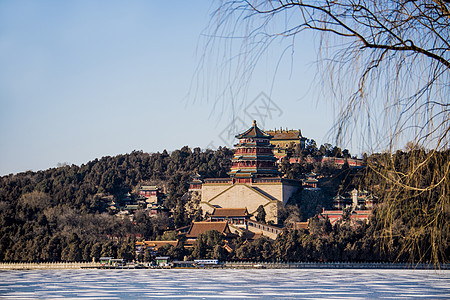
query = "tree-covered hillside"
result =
(0, 147, 232, 262)
(0, 146, 447, 264)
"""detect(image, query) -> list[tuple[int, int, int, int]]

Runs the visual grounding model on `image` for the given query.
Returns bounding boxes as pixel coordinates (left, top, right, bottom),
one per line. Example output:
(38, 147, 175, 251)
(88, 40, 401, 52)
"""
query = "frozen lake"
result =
(0, 269, 449, 299)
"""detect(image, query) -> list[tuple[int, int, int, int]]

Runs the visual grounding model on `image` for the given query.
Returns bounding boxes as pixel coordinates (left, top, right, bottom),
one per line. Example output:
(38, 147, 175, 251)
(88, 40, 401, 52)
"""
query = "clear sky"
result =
(0, 1, 337, 176)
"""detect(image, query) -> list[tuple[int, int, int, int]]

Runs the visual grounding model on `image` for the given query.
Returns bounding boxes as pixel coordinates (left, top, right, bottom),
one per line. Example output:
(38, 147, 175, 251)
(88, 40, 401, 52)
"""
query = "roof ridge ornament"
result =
(235, 120, 272, 139)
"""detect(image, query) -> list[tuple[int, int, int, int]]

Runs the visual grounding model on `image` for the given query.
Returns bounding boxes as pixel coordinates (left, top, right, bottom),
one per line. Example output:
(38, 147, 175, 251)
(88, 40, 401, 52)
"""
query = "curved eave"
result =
(235, 132, 272, 139)
(234, 143, 274, 148)
(232, 156, 278, 160)
(235, 121, 273, 139)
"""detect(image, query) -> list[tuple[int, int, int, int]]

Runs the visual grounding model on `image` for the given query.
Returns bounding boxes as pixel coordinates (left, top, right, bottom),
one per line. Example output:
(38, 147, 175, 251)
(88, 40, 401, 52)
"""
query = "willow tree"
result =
(201, 1, 449, 264)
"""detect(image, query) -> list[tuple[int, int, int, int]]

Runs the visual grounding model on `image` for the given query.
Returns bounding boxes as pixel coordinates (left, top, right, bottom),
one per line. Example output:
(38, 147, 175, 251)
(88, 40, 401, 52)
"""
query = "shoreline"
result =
(0, 261, 448, 270)
(0, 262, 102, 270)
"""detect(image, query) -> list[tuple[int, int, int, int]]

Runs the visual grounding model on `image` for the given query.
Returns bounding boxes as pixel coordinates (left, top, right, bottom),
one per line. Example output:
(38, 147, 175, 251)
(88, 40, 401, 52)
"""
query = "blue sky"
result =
(0, 1, 337, 175)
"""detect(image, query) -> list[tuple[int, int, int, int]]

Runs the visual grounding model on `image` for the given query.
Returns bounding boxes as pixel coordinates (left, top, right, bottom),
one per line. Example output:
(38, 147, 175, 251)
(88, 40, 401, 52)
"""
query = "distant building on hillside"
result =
(265, 128, 307, 158)
(289, 156, 365, 168)
(209, 208, 251, 226)
(138, 186, 162, 204)
(303, 172, 320, 190)
(109, 185, 170, 218)
(332, 189, 378, 210)
(320, 189, 378, 226)
(184, 221, 237, 248)
(320, 209, 373, 226)
(147, 203, 171, 217)
(135, 240, 179, 257)
(188, 173, 203, 192)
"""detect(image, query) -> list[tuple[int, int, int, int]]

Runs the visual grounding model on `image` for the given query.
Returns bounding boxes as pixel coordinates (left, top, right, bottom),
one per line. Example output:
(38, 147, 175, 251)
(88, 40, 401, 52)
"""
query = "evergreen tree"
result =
(256, 205, 266, 223)
(117, 238, 135, 261)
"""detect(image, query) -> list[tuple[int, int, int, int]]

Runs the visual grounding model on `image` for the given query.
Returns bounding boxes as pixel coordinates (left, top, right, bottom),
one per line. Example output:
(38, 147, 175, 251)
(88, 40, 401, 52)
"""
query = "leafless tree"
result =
(199, 0, 449, 264)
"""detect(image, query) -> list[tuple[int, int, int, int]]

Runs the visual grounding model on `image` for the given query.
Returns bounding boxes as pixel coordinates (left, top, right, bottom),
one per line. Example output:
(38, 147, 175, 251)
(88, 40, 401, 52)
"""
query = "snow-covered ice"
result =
(0, 269, 448, 299)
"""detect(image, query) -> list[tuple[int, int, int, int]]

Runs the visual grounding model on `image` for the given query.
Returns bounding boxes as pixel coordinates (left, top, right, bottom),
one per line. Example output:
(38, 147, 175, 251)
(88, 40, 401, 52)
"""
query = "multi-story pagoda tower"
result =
(198, 120, 302, 224)
(228, 120, 280, 183)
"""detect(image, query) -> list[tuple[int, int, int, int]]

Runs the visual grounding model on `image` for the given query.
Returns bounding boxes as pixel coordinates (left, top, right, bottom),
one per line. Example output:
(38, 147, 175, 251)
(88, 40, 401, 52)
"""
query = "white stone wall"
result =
(201, 184, 231, 203)
(200, 184, 278, 223)
(252, 183, 283, 201)
(200, 181, 300, 224)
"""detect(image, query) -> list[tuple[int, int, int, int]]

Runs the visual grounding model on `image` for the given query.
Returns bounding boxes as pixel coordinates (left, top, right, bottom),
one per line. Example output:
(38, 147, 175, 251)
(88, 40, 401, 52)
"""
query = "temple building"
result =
(138, 186, 162, 204)
(184, 221, 236, 248)
(209, 208, 251, 226)
(188, 173, 203, 192)
(198, 120, 302, 224)
(228, 120, 280, 182)
(265, 128, 307, 158)
(319, 209, 373, 226)
(303, 172, 320, 190)
(332, 189, 378, 210)
(320, 189, 378, 226)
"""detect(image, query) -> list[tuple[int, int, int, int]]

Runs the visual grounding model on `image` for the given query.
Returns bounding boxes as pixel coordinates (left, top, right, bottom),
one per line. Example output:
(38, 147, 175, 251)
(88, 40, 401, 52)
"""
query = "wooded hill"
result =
(0, 147, 232, 262)
(0, 146, 447, 264)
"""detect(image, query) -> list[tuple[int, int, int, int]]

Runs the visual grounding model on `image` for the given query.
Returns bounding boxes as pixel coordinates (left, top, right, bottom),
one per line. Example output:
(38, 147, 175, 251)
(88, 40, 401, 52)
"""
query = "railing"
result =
(253, 178, 282, 183)
(203, 178, 232, 184)
(247, 221, 283, 235)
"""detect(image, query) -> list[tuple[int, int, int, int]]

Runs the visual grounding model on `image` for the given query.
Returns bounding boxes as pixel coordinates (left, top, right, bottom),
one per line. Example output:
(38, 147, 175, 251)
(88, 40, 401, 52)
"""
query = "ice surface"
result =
(0, 269, 448, 299)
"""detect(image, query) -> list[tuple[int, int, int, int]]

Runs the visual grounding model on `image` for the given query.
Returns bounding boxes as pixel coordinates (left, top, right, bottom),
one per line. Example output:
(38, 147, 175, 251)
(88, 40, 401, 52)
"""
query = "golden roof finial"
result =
(253, 120, 257, 126)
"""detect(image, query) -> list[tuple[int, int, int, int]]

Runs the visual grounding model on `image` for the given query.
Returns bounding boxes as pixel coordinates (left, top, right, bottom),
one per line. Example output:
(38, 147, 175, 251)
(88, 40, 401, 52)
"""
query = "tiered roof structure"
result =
(199, 120, 302, 224)
(228, 120, 280, 183)
(303, 172, 319, 189)
(188, 173, 203, 191)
